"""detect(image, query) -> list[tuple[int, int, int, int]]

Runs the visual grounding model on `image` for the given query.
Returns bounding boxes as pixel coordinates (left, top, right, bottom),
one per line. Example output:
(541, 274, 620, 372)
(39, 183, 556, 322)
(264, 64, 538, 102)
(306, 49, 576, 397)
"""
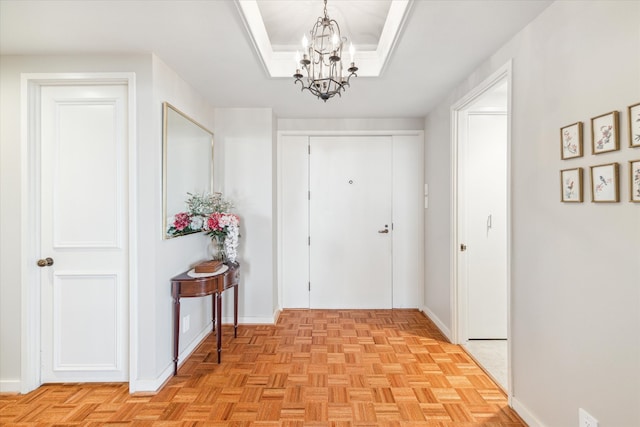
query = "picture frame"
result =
(560, 122, 583, 159)
(560, 168, 583, 202)
(590, 163, 619, 203)
(630, 160, 640, 203)
(628, 102, 640, 148)
(591, 111, 619, 154)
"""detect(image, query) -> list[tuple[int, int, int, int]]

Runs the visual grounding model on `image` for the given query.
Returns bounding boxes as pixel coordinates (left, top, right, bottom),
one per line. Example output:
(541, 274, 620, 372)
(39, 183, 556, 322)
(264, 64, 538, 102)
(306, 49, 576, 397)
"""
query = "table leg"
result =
(234, 284, 238, 338)
(212, 294, 216, 333)
(216, 292, 222, 363)
(172, 294, 180, 376)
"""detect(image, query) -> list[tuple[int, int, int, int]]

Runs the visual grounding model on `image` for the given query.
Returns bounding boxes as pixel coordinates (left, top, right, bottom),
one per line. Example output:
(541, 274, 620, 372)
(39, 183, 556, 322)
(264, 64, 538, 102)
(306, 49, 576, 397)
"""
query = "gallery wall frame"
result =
(630, 159, 640, 203)
(590, 162, 619, 203)
(591, 111, 619, 155)
(628, 103, 640, 148)
(560, 122, 583, 159)
(560, 167, 583, 202)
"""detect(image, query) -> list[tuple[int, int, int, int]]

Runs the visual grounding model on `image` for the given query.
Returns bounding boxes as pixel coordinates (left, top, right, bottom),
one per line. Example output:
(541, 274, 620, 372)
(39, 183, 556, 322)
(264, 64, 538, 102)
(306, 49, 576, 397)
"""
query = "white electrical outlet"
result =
(182, 315, 190, 333)
(578, 408, 598, 427)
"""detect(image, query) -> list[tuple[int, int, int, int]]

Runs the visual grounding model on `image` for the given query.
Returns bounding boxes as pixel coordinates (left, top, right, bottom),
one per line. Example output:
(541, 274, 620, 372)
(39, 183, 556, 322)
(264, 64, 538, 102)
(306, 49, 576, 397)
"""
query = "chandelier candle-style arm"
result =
(293, 0, 358, 102)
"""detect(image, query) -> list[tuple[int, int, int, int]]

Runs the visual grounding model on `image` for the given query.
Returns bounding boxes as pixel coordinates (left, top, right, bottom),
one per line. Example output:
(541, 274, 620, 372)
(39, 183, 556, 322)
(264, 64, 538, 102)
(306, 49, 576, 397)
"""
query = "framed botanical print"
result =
(591, 111, 619, 154)
(560, 122, 583, 159)
(590, 163, 619, 203)
(560, 168, 583, 202)
(630, 160, 640, 202)
(628, 103, 640, 148)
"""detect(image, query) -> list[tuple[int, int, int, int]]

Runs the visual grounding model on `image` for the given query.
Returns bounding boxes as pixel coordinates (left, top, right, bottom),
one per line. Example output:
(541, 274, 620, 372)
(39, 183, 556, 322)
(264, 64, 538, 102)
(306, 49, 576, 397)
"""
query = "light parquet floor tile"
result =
(0, 309, 525, 426)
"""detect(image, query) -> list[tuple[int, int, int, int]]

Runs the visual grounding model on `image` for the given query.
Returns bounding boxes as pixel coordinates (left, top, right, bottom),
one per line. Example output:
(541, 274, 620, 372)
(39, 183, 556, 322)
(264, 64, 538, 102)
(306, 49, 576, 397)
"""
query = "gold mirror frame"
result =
(162, 102, 214, 239)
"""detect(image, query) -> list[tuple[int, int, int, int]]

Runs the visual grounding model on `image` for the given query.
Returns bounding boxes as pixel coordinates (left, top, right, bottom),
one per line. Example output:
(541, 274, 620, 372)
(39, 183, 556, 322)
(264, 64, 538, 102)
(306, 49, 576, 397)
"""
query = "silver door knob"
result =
(37, 257, 54, 267)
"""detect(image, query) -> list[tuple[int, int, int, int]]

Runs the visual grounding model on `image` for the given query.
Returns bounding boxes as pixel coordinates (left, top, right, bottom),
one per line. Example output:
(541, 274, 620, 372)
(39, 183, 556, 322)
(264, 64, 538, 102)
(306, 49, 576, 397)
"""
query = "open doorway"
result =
(451, 63, 511, 392)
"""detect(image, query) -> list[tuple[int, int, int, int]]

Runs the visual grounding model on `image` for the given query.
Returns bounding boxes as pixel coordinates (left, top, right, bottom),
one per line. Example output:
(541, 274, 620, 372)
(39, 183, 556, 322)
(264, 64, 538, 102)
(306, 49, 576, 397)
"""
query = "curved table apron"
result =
(170, 262, 239, 375)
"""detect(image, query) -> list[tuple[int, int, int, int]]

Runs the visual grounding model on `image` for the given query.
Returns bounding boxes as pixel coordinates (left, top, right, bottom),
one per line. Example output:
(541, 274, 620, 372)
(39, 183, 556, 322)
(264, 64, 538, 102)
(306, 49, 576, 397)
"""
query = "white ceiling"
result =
(257, 0, 392, 51)
(0, 0, 553, 118)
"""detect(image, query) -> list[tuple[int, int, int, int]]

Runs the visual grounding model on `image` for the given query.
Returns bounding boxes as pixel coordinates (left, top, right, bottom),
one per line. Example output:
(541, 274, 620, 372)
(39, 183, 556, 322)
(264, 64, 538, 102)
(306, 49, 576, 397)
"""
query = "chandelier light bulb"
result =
(302, 34, 309, 49)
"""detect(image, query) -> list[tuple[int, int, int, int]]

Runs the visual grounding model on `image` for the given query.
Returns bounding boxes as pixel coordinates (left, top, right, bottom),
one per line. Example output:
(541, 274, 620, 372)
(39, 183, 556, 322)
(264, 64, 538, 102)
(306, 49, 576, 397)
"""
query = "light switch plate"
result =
(578, 408, 598, 427)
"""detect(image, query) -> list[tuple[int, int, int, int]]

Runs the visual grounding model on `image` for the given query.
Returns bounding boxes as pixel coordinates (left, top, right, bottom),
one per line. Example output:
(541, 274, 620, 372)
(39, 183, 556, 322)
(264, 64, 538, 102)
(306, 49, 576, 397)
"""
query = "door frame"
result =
(276, 130, 424, 311)
(449, 61, 512, 391)
(20, 73, 137, 393)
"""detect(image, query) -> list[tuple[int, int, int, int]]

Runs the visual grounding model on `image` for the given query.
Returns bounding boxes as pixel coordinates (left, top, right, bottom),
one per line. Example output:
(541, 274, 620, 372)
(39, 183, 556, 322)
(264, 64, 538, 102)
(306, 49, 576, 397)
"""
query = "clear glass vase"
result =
(210, 235, 227, 262)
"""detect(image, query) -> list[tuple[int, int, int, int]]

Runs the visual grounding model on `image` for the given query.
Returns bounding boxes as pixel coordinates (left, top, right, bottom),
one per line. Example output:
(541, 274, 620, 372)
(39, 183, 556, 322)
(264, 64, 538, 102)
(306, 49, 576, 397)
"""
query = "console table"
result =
(170, 262, 239, 375)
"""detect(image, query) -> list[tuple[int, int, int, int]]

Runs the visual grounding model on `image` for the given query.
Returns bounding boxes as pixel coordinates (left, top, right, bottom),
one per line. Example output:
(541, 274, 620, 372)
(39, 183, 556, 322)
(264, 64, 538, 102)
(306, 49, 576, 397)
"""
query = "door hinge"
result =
(308, 281, 311, 291)
(308, 145, 311, 154)
(308, 190, 310, 200)
(308, 236, 310, 246)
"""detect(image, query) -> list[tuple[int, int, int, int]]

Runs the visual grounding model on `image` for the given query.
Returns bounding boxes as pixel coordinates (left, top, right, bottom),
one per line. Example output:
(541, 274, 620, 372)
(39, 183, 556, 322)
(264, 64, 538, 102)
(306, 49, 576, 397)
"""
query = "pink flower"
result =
(218, 213, 239, 227)
(207, 212, 223, 231)
(173, 212, 190, 231)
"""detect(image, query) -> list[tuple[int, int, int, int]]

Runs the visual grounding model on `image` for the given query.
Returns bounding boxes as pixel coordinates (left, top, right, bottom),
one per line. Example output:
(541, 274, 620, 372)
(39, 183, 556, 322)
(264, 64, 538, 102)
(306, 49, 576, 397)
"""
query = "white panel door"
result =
(466, 114, 507, 339)
(309, 136, 392, 309)
(392, 135, 424, 308)
(280, 135, 310, 308)
(40, 84, 129, 382)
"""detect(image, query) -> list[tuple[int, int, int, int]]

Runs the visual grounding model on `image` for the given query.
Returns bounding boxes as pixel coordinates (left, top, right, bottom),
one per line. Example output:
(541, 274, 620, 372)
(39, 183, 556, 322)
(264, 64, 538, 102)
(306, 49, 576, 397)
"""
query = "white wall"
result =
(147, 55, 217, 388)
(423, 2, 640, 426)
(214, 108, 277, 323)
(278, 118, 424, 132)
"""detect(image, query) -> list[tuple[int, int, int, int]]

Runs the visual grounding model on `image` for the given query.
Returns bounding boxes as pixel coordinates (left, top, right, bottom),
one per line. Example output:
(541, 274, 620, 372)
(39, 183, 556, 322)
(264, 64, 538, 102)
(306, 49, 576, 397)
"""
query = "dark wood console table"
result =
(170, 262, 239, 375)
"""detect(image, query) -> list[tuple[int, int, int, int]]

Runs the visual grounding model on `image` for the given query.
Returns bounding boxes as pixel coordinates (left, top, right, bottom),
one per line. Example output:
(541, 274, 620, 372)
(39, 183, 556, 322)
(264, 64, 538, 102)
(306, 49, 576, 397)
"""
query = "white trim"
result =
(278, 130, 423, 137)
(126, 74, 139, 394)
(420, 306, 452, 341)
(129, 365, 174, 394)
(0, 380, 22, 393)
(235, 0, 414, 78)
(450, 60, 513, 394)
(20, 72, 137, 394)
(511, 397, 545, 427)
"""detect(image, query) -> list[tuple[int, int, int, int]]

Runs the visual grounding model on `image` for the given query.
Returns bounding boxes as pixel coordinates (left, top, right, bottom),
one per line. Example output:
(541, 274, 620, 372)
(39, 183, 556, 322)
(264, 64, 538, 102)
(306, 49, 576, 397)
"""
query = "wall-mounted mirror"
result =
(162, 102, 214, 239)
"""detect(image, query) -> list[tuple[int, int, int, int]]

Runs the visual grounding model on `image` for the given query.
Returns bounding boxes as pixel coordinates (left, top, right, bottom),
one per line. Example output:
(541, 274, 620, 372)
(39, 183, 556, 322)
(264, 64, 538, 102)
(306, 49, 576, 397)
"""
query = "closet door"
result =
(40, 84, 129, 382)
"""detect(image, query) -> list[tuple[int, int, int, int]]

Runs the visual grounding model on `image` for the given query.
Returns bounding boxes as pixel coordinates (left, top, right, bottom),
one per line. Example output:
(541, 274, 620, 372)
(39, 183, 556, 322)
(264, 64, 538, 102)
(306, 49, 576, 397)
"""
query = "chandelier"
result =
(293, 0, 358, 101)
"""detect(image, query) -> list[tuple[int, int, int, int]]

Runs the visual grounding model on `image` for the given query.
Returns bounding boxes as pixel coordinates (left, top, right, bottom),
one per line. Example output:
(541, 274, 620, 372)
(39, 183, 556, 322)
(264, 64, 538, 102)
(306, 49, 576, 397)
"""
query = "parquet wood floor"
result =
(0, 309, 525, 426)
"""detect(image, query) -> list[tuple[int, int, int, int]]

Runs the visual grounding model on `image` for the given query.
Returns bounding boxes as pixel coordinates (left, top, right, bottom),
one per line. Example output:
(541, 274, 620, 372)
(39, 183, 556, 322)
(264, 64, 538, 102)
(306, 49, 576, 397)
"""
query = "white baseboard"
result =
(222, 316, 277, 325)
(129, 322, 212, 393)
(511, 396, 545, 427)
(0, 379, 21, 393)
(420, 305, 452, 341)
(129, 363, 173, 394)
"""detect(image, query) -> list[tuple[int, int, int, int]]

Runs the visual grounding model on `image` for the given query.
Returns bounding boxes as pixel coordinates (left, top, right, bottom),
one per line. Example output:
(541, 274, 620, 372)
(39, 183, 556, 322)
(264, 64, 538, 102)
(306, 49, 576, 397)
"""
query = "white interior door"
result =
(309, 136, 392, 309)
(39, 84, 129, 382)
(466, 113, 507, 339)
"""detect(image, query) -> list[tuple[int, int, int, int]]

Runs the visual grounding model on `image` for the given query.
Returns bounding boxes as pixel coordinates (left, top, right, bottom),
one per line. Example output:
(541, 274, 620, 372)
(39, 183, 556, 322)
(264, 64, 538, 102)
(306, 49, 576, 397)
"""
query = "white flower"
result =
(190, 215, 204, 230)
(224, 223, 240, 263)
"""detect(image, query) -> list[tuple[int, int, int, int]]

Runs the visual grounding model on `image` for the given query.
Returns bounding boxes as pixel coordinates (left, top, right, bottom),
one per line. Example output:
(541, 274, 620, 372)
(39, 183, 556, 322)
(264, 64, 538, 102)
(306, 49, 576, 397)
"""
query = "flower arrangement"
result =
(167, 192, 240, 262)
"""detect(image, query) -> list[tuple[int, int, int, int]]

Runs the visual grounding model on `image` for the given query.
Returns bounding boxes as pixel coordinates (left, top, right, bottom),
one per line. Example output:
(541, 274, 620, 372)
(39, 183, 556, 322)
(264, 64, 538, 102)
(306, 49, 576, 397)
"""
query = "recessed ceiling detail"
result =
(235, 0, 413, 78)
